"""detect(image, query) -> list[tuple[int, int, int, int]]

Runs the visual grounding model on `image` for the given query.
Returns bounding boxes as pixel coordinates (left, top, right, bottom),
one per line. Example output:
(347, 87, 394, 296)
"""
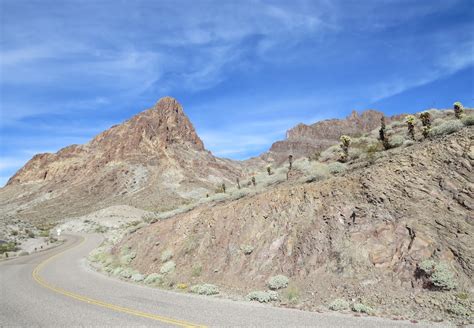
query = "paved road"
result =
(0, 234, 450, 327)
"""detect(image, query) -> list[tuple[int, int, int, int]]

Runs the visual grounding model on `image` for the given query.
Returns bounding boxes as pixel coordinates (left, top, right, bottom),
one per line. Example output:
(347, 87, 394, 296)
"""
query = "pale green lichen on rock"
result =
(329, 298, 349, 311)
(268, 275, 289, 290)
(190, 284, 219, 295)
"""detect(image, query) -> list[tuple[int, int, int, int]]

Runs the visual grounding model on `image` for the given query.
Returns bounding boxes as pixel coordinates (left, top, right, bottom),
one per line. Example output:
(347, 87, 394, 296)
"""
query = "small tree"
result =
(453, 101, 464, 119)
(236, 177, 241, 189)
(266, 166, 272, 175)
(405, 115, 416, 140)
(251, 176, 256, 187)
(221, 183, 226, 193)
(339, 135, 351, 162)
(288, 155, 293, 170)
(419, 112, 431, 139)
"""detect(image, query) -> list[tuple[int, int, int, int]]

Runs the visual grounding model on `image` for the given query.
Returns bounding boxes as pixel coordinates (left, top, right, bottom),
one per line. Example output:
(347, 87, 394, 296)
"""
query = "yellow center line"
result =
(32, 235, 206, 328)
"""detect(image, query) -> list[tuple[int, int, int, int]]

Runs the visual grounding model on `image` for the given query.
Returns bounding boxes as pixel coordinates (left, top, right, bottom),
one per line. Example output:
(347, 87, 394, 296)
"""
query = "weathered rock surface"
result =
(262, 110, 401, 163)
(0, 97, 243, 224)
(118, 126, 473, 321)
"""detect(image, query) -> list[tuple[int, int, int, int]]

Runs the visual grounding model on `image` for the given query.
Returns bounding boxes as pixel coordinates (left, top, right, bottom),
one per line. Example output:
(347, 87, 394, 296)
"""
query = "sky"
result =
(0, 0, 473, 186)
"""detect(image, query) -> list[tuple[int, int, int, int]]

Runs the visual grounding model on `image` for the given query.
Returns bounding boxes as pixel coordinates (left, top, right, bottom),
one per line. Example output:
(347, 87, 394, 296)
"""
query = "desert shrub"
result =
(120, 251, 136, 265)
(38, 229, 50, 237)
(327, 162, 347, 174)
(268, 275, 289, 290)
(160, 260, 176, 275)
(348, 148, 362, 160)
(144, 273, 163, 285)
(161, 249, 173, 262)
(319, 144, 340, 162)
(190, 284, 219, 295)
(177, 283, 188, 290)
(418, 260, 456, 290)
(390, 135, 405, 148)
(352, 303, 374, 314)
(112, 267, 124, 276)
(447, 304, 471, 317)
(284, 285, 299, 304)
(131, 273, 145, 282)
(94, 225, 108, 233)
(19, 251, 29, 256)
(329, 299, 349, 311)
(192, 264, 202, 277)
(247, 291, 279, 303)
(431, 120, 464, 136)
(11, 230, 18, 236)
(120, 268, 136, 279)
(0, 242, 17, 254)
(25, 229, 35, 238)
(403, 140, 414, 147)
(461, 115, 474, 126)
(240, 245, 254, 255)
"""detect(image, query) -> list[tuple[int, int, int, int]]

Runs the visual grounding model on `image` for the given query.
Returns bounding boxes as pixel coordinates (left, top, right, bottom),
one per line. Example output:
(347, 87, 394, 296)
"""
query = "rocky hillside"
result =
(0, 97, 243, 225)
(112, 124, 473, 323)
(262, 110, 401, 164)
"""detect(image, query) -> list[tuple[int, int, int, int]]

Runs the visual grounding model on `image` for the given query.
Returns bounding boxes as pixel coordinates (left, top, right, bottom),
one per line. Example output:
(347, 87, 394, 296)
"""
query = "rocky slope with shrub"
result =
(106, 120, 473, 324)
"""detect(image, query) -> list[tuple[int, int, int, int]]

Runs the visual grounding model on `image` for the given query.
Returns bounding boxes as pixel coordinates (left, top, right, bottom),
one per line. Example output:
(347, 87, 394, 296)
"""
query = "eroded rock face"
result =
(0, 97, 242, 223)
(119, 127, 473, 314)
(262, 110, 394, 163)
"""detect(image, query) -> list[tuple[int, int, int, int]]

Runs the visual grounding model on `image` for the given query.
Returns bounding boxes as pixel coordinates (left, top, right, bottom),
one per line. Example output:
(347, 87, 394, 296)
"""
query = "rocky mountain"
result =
(0, 97, 242, 224)
(114, 125, 473, 323)
(262, 110, 400, 163)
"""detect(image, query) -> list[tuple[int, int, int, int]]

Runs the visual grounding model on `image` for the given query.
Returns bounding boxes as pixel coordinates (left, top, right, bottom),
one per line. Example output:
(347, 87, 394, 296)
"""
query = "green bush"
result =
(240, 245, 254, 255)
(161, 249, 173, 262)
(268, 275, 289, 290)
(0, 242, 17, 254)
(329, 299, 349, 311)
(192, 264, 202, 277)
(431, 120, 464, 136)
(160, 260, 176, 275)
(390, 135, 405, 148)
(284, 285, 299, 304)
(461, 115, 474, 126)
(120, 252, 136, 265)
(247, 291, 279, 303)
(418, 260, 456, 290)
(447, 304, 471, 317)
(352, 303, 374, 314)
(327, 162, 347, 174)
(144, 273, 163, 285)
(190, 284, 219, 295)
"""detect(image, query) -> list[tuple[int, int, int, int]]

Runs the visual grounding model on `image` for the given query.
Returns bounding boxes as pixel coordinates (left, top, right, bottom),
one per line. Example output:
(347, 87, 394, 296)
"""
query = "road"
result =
(0, 234, 449, 327)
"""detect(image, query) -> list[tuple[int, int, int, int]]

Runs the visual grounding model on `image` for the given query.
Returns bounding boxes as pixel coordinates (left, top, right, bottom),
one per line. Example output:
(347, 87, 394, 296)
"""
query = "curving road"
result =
(0, 234, 449, 327)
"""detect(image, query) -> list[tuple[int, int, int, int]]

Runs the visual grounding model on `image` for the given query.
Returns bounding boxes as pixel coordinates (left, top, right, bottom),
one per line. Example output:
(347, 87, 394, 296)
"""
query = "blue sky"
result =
(1, 0, 473, 186)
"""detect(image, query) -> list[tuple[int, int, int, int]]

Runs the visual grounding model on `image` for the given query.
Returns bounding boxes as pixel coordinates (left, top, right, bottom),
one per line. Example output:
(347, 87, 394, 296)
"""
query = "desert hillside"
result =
(102, 112, 473, 323)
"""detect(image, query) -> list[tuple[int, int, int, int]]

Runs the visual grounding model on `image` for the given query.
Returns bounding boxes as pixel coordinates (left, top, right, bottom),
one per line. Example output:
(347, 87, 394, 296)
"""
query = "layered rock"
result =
(0, 97, 242, 223)
(262, 110, 394, 163)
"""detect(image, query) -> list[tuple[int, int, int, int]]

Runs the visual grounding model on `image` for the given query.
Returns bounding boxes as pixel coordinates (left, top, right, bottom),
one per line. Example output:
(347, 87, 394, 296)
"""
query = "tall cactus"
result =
(339, 135, 351, 162)
(453, 101, 464, 119)
(405, 115, 416, 140)
(288, 155, 293, 170)
(419, 112, 431, 139)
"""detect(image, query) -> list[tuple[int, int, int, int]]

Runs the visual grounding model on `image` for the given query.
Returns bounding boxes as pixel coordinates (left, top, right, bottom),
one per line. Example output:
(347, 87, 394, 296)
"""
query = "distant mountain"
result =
(1, 97, 242, 223)
(262, 110, 397, 163)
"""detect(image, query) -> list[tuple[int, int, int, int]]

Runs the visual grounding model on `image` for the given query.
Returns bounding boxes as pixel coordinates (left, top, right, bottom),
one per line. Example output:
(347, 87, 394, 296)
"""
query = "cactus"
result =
(236, 177, 241, 189)
(405, 115, 416, 140)
(251, 176, 256, 187)
(379, 116, 390, 150)
(267, 166, 272, 175)
(288, 155, 293, 170)
(339, 135, 351, 162)
(453, 101, 464, 119)
(419, 112, 431, 139)
(221, 183, 226, 193)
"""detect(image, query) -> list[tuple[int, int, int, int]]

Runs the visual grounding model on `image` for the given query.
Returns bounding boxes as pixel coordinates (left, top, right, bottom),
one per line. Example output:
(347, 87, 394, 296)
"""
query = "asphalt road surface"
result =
(0, 234, 450, 327)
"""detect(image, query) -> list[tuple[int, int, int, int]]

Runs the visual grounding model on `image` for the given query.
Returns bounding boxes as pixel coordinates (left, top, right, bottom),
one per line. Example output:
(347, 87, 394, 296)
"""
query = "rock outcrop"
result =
(0, 97, 242, 224)
(262, 110, 398, 163)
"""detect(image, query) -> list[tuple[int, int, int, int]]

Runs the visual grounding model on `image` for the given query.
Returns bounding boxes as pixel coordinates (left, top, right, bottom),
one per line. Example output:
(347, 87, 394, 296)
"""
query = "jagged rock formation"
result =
(262, 110, 400, 163)
(0, 97, 242, 224)
(117, 126, 473, 321)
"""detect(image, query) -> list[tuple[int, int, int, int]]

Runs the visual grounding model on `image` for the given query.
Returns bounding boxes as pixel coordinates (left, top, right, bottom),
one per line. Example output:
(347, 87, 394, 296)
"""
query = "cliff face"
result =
(117, 127, 473, 320)
(263, 110, 393, 163)
(1, 97, 242, 223)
